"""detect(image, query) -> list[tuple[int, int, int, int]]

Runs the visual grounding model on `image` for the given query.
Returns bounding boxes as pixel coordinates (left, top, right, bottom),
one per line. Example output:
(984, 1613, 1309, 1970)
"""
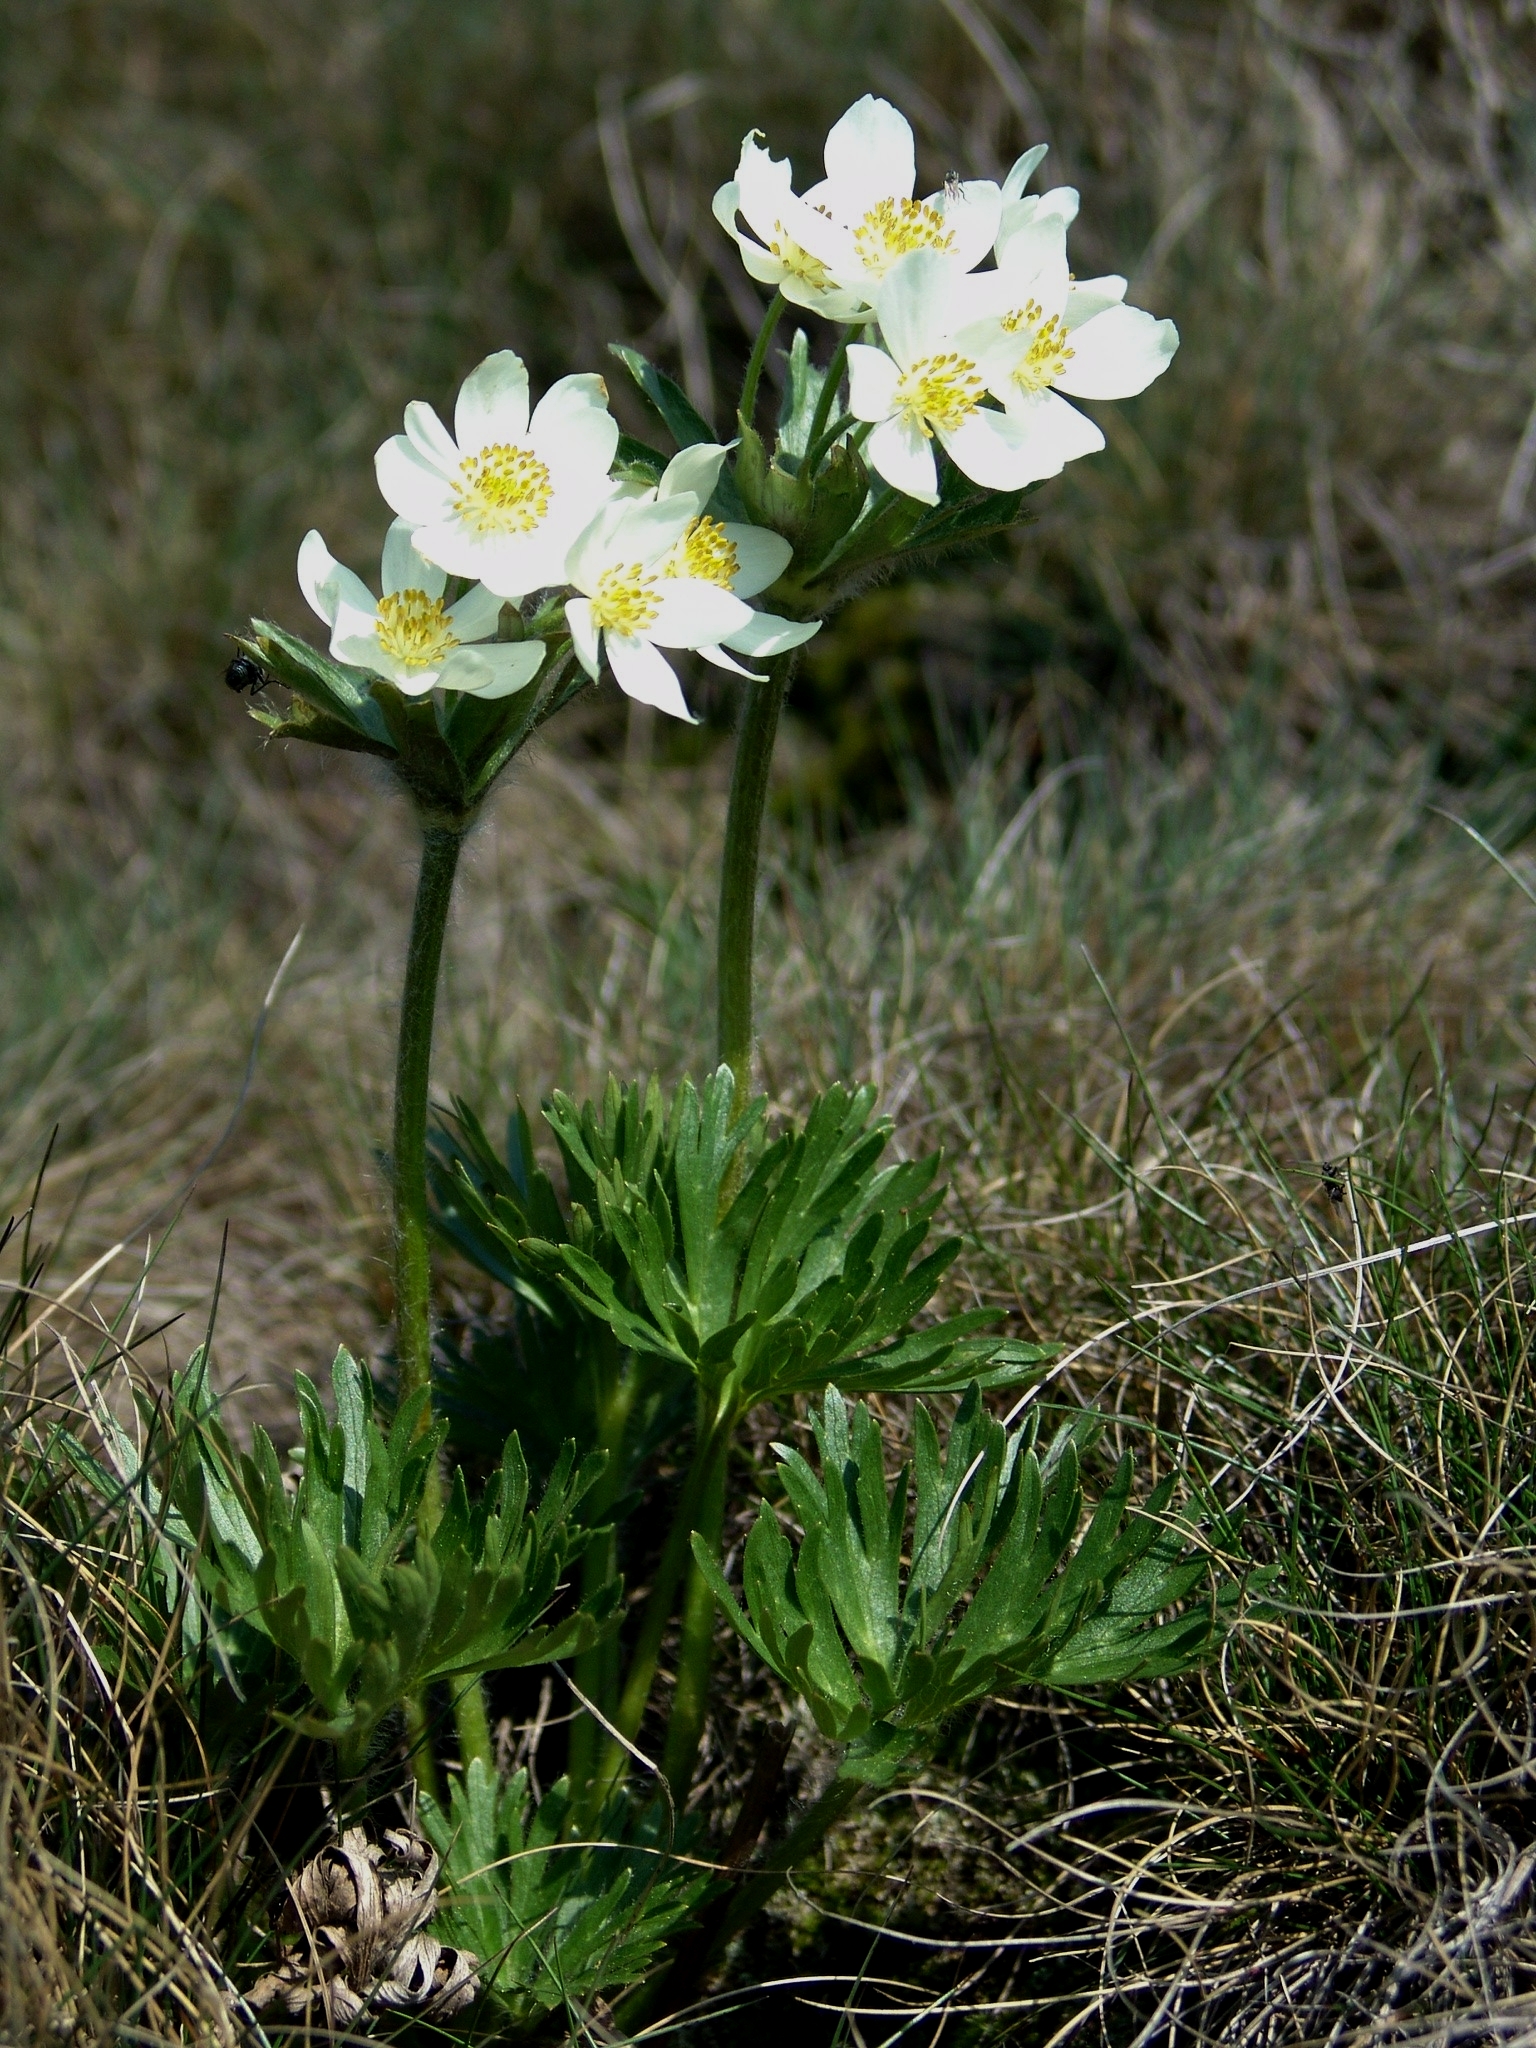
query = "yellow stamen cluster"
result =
(854, 196, 955, 277)
(771, 222, 834, 291)
(374, 590, 459, 671)
(453, 443, 553, 535)
(894, 352, 984, 436)
(666, 516, 739, 589)
(1001, 302, 1075, 392)
(590, 563, 661, 637)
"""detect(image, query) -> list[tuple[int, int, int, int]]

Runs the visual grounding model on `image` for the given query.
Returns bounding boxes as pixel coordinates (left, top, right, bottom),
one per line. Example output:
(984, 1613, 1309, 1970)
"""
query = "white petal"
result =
(330, 597, 390, 672)
(1065, 274, 1128, 327)
(607, 634, 697, 722)
(660, 443, 731, 502)
(994, 387, 1105, 481)
(992, 215, 1070, 315)
(376, 435, 454, 524)
(1001, 144, 1049, 204)
(469, 524, 579, 601)
(873, 249, 959, 367)
(402, 401, 461, 473)
(565, 597, 602, 680)
(1054, 307, 1179, 400)
(297, 529, 345, 627)
(866, 414, 939, 503)
(445, 583, 504, 642)
(722, 524, 791, 597)
(381, 519, 446, 600)
(646, 580, 753, 650)
(568, 496, 698, 590)
(823, 95, 914, 215)
(847, 342, 901, 423)
(733, 136, 796, 244)
(529, 373, 619, 480)
(454, 350, 531, 451)
(438, 640, 545, 698)
(721, 611, 822, 656)
(935, 407, 1043, 490)
(995, 184, 1079, 262)
(698, 641, 765, 678)
(929, 180, 1002, 272)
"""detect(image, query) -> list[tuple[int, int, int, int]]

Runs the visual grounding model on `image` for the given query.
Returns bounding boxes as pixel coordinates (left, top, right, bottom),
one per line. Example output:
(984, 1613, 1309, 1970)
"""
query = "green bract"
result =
(693, 1385, 1250, 1783)
(234, 617, 582, 826)
(435, 1067, 1052, 1415)
(168, 1348, 619, 1765)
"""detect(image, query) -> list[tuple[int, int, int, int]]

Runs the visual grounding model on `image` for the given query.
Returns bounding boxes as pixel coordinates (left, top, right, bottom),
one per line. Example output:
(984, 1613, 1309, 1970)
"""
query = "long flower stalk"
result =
(716, 649, 797, 1114)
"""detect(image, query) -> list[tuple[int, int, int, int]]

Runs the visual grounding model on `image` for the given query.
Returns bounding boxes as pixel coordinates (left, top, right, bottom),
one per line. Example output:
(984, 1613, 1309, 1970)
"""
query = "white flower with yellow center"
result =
(641, 444, 821, 676)
(951, 214, 1179, 486)
(563, 494, 765, 723)
(297, 520, 545, 699)
(374, 350, 619, 600)
(712, 95, 1007, 321)
(845, 249, 1052, 505)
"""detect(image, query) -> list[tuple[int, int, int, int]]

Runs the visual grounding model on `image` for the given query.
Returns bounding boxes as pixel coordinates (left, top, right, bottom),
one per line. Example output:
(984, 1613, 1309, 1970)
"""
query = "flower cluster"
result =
(300, 356, 815, 722)
(288, 93, 1177, 727)
(716, 95, 1178, 504)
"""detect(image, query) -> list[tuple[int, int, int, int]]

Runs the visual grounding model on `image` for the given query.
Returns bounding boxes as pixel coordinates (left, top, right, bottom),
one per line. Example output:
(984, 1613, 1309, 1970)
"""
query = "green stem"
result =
(659, 1432, 730, 1800)
(452, 1675, 493, 1771)
(590, 1408, 727, 1806)
(393, 824, 464, 1447)
(717, 652, 796, 1114)
(801, 325, 859, 473)
(570, 1347, 637, 1810)
(803, 410, 856, 476)
(393, 822, 464, 1793)
(738, 290, 785, 432)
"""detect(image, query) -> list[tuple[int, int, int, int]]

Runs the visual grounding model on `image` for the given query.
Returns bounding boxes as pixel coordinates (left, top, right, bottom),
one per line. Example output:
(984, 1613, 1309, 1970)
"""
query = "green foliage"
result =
(438, 1068, 1052, 1419)
(694, 1385, 1249, 1782)
(421, 1760, 712, 2025)
(170, 1347, 619, 1754)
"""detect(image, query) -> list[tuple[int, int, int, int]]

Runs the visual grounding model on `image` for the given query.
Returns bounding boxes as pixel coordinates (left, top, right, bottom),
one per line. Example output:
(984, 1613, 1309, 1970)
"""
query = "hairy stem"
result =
(801, 325, 859, 471)
(590, 1406, 727, 1807)
(393, 822, 463, 1793)
(393, 824, 463, 1449)
(738, 290, 785, 432)
(717, 652, 797, 1113)
(659, 1433, 730, 1799)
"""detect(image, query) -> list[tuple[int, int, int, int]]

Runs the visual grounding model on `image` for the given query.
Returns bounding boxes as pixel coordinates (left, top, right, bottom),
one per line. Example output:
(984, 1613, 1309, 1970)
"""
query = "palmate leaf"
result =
(169, 1348, 619, 1750)
(437, 1068, 1054, 1416)
(422, 1761, 712, 2027)
(693, 1384, 1252, 1783)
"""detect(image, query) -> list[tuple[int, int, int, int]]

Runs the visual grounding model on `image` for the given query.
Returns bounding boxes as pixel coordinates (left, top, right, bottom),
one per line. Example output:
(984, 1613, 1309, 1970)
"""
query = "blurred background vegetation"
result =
(7, 5, 1536, 2040)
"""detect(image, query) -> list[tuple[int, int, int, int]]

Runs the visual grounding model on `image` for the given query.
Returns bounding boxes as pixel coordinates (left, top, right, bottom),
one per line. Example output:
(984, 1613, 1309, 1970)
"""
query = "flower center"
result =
(1001, 301, 1075, 392)
(590, 563, 660, 637)
(771, 223, 834, 291)
(374, 590, 459, 671)
(452, 442, 553, 536)
(853, 196, 955, 278)
(665, 516, 739, 589)
(893, 352, 984, 436)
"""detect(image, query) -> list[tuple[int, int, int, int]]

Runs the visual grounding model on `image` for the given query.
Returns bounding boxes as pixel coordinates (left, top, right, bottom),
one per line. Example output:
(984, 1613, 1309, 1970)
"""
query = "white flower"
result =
(297, 519, 545, 699)
(564, 493, 776, 723)
(845, 248, 1045, 505)
(642, 444, 820, 677)
(712, 95, 1001, 320)
(374, 350, 619, 600)
(951, 214, 1179, 485)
